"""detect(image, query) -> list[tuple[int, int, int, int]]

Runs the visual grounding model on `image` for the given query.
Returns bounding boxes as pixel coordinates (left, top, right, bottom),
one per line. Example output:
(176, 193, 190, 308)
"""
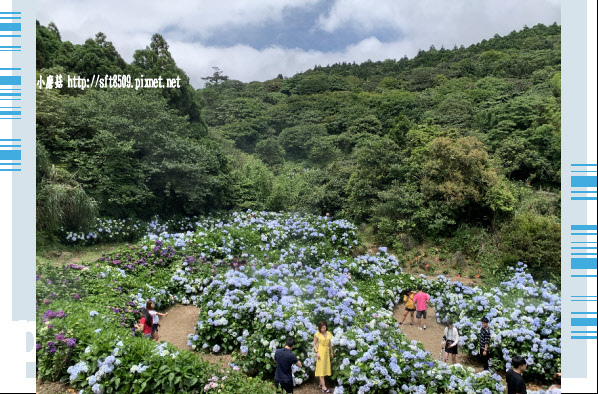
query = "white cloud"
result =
(172, 37, 426, 87)
(36, 0, 561, 88)
(317, 0, 561, 51)
(37, 0, 321, 43)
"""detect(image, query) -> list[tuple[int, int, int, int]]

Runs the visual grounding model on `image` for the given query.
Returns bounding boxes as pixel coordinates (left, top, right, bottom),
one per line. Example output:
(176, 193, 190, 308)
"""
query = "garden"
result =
(37, 211, 561, 393)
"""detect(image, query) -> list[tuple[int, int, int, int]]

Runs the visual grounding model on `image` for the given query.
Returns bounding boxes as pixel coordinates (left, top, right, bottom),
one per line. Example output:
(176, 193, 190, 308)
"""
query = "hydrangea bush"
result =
(430, 263, 561, 381)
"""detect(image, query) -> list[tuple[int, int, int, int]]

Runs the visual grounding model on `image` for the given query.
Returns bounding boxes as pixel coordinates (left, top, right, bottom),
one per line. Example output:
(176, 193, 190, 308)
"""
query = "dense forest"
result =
(36, 21, 561, 281)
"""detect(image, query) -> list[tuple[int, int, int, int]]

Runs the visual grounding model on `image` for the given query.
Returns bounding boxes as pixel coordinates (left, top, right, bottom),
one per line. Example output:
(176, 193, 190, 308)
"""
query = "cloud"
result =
(37, 0, 321, 42)
(317, 0, 561, 51)
(36, 0, 561, 88)
(172, 36, 424, 87)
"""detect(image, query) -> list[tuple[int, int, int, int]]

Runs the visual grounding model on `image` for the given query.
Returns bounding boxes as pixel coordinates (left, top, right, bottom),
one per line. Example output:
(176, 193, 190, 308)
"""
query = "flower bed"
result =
(38, 211, 560, 393)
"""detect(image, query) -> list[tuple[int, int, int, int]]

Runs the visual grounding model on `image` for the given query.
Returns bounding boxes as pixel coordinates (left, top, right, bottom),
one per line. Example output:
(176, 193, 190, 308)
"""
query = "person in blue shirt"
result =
(274, 336, 302, 393)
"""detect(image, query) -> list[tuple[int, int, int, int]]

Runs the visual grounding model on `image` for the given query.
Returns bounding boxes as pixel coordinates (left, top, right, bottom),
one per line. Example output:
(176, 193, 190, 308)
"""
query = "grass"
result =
(36, 242, 129, 267)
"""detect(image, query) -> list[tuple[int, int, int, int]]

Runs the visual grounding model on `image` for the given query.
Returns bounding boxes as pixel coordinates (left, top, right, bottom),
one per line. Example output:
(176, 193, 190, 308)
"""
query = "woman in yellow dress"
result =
(313, 321, 334, 393)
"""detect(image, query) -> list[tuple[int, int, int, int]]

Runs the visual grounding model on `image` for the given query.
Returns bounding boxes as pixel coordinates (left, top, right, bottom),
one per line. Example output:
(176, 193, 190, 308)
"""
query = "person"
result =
(505, 356, 527, 394)
(135, 307, 153, 339)
(147, 300, 168, 342)
(479, 317, 491, 371)
(313, 321, 334, 393)
(546, 372, 561, 394)
(442, 320, 459, 364)
(413, 286, 430, 330)
(229, 256, 240, 270)
(274, 336, 302, 394)
(399, 288, 416, 326)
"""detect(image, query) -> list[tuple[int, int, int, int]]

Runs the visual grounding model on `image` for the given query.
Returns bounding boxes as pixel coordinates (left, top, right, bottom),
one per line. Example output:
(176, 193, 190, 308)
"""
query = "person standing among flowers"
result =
(413, 286, 430, 330)
(399, 288, 416, 326)
(313, 321, 334, 393)
(479, 317, 491, 370)
(147, 300, 168, 342)
(506, 356, 527, 394)
(274, 336, 302, 394)
(442, 320, 459, 364)
(135, 307, 153, 339)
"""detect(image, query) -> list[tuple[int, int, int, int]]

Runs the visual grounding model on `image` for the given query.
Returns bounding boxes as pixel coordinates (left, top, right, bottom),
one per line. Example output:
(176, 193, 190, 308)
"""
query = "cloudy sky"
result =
(37, 0, 561, 88)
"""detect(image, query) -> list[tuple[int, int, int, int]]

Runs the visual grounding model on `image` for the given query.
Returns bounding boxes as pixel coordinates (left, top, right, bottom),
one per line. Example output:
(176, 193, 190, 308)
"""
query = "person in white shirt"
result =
(442, 320, 459, 364)
(146, 300, 168, 342)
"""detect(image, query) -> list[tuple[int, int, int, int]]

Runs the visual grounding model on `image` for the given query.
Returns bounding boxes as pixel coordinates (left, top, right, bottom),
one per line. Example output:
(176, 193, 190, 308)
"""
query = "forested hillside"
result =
(36, 21, 561, 280)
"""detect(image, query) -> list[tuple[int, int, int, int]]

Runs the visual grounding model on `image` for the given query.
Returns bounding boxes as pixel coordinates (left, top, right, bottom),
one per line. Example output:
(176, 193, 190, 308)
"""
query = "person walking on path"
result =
(399, 288, 416, 326)
(313, 321, 334, 393)
(147, 300, 168, 342)
(506, 356, 527, 394)
(135, 307, 153, 339)
(479, 317, 491, 371)
(413, 286, 430, 330)
(546, 372, 561, 394)
(274, 336, 302, 394)
(442, 320, 459, 364)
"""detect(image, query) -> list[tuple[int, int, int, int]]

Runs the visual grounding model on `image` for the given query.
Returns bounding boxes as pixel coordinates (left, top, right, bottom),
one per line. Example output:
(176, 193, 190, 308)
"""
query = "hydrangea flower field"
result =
(38, 211, 560, 393)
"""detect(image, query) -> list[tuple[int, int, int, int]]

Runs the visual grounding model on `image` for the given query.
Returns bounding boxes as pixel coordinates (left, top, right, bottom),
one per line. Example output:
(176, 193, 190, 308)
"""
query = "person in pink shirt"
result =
(412, 286, 430, 330)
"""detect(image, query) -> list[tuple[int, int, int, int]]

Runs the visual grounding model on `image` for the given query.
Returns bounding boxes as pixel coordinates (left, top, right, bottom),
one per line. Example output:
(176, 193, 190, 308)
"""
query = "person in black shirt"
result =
(479, 317, 491, 370)
(506, 356, 527, 394)
(274, 336, 302, 393)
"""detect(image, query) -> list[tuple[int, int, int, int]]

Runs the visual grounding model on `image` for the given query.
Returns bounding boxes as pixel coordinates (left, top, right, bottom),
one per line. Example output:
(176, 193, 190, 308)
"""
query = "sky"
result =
(36, 0, 561, 88)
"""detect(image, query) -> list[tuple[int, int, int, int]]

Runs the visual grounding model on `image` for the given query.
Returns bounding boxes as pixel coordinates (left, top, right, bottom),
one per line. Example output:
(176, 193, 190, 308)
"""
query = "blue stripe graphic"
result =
(0, 150, 21, 160)
(572, 176, 598, 187)
(571, 258, 597, 269)
(572, 318, 598, 326)
(0, 76, 21, 85)
(0, 23, 20, 31)
(571, 225, 598, 230)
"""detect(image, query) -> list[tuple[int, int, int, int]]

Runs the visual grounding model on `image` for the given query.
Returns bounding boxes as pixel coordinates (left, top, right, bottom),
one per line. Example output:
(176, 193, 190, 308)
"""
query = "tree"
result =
(36, 141, 97, 237)
(36, 21, 62, 69)
(58, 89, 227, 217)
(343, 135, 402, 222)
(202, 67, 230, 86)
(131, 33, 205, 124)
(279, 124, 327, 160)
(421, 136, 504, 208)
(255, 138, 285, 167)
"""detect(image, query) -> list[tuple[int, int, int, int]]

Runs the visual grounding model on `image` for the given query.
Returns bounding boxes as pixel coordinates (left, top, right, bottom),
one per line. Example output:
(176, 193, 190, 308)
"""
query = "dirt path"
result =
(392, 305, 476, 368)
(157, 304, 232, 368)
(157, 305, 329, 393)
